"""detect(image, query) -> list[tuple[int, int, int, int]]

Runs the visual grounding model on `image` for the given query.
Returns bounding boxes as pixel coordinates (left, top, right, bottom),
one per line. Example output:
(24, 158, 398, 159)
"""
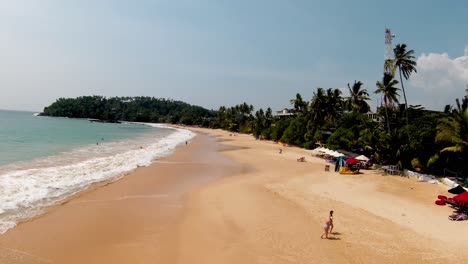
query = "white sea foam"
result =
(0, 124, 195, 234)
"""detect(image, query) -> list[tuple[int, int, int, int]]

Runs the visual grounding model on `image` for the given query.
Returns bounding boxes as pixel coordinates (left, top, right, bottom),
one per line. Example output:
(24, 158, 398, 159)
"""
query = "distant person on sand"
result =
(279, 148, 282, 154)
(186, 141, 188, 145)
(321, 210, 334, 239)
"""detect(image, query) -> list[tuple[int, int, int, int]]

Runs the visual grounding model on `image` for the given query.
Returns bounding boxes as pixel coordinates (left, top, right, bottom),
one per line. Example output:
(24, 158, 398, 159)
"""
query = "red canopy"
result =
(345, 157, 360, 164)
(453, 191, 468, 202)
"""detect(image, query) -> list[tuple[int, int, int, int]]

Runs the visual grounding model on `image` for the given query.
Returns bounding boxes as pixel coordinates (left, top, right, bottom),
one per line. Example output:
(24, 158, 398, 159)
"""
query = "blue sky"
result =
(0, 0, 467, 112)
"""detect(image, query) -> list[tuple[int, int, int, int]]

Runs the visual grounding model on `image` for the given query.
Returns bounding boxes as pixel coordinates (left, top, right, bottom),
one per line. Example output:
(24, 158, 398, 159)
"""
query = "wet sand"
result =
(0, 133, 243, 263)
(1, 127, 467, 264)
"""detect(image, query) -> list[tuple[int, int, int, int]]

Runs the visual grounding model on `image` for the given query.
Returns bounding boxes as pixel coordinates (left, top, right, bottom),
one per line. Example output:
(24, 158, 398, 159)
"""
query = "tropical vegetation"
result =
(41, 43, 468, 182)
(41, 96, 216, 126)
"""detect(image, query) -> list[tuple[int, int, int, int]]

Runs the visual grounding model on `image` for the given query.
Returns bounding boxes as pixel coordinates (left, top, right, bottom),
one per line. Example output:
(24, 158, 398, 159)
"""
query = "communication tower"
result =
(384, 28, 395, 74)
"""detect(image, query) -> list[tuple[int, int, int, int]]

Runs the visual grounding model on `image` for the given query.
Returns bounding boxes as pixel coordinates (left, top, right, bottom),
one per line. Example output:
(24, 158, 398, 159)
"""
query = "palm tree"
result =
(429, 97, 468, 175)
(310, 88, 327, 126)
(375, 73, 400, 132)
(324, 88, 343, 125)
(392, 44, 417, 125)
(290, 93, 307, 114)
(436, 97, 468, 153)
(345, 81, 370, 113)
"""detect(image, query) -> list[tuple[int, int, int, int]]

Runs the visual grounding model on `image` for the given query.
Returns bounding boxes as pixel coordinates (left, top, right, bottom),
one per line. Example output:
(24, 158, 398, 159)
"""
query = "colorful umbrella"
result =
(453, 191, 468, 202)
(345, 157, 360, 164)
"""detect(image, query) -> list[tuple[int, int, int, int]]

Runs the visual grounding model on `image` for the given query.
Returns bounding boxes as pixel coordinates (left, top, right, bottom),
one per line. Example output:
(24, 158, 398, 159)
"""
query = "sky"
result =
(0, 0, 467, 112)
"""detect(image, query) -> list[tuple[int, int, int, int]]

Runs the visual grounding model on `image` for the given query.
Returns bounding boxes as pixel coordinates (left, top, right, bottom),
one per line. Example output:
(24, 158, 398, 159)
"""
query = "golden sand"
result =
(1, 127, 466, 263)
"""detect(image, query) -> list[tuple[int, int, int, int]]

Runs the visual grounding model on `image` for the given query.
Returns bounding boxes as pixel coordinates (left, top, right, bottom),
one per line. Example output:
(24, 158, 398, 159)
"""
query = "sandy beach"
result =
(1, 127, 467, 263)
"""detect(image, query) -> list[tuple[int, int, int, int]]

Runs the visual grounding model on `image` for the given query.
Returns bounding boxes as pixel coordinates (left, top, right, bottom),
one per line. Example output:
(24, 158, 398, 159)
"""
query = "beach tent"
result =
(355, 155, 369, 161)
(345, 157, 360, 164)
(453, 191, 468, 202)
(335, 157, 345, 172)
(448, 185, 467, 195)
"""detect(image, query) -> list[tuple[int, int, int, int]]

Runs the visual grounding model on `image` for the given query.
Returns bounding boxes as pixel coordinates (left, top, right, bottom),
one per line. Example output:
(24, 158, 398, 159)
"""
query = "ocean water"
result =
(0, 110, 195, 234)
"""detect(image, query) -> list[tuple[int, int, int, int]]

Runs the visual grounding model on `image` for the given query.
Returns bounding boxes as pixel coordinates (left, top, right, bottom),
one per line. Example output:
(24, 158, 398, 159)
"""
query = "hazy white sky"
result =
(0, 0, 467, 112)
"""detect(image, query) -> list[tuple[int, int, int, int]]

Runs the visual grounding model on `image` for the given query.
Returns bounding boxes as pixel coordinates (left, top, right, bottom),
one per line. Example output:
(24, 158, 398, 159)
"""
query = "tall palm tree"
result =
(392, 44, 417, 125)
(325, 88, 343, 125)
(345, 80, 370, 113)
(290, 93, 307, 114)
(375, 73, 400, 132)
(310, 88, 327, 126)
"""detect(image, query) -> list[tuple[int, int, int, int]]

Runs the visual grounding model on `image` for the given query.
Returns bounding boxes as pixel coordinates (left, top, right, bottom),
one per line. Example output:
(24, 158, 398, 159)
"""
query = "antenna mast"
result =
(384, 28, 394, 74)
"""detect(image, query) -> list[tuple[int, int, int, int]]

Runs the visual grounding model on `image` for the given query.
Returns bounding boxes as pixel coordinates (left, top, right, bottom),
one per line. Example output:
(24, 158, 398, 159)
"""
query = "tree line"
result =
(41, 43, 468, 180)
(209, 43, 467, 180)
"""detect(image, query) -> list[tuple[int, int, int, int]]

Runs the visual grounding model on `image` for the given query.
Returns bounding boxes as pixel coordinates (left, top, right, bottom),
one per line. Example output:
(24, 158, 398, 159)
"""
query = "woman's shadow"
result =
(327, 232, 342, 240)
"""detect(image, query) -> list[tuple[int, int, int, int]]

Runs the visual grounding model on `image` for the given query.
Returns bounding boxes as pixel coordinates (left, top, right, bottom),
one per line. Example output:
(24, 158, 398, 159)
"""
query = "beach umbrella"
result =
(345, 157, 360, 164)
(448, 185, 467, 195)
(453, 191, 468, 202)
(355, 155, 369, 161)
(314, 147, 324, 153)
(331, 151, 342, 157)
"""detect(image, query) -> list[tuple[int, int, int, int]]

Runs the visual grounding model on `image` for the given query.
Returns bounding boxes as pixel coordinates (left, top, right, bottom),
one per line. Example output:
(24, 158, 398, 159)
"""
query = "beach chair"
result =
(384, 165, 402, 176)
(297, 157, 305, 162)
(448, 213, 468, 221)
(440, 197, 467, 209)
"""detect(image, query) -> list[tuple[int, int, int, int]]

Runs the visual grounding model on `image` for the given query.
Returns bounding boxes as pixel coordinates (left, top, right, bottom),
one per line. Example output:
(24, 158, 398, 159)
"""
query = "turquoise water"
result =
(0, 109, 195, 234)
(0, 110, 154, 165)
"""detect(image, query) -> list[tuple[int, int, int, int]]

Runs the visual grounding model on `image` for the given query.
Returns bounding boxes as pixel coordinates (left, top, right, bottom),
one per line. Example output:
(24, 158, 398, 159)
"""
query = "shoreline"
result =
(1, 127, 467, 263)
(0, 123, 192, 234)
(0, 131, 243, 263)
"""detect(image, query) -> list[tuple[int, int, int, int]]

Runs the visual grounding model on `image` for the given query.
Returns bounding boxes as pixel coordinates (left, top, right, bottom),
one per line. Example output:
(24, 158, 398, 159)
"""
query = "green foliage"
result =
(42, 96, 215, 125)
(281, 117, 308, 146)
(326, 128, 354, 150)
(270, 119, 291, 141)
(41, 64, 468, 179)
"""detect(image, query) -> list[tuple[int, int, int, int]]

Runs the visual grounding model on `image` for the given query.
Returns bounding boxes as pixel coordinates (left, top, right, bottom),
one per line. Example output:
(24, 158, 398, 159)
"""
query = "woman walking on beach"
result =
(321, 210, 334, 239)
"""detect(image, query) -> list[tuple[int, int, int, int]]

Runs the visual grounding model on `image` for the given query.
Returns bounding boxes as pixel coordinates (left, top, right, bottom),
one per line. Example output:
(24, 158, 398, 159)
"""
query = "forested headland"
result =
(41, 96, 216, 126)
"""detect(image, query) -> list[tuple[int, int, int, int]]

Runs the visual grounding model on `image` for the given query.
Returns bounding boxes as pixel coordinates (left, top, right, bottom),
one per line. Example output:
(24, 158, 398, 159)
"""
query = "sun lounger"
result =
(383, 165, 402, 175)
(441, 197, 460, 208)
(440, 197, 468, 210)
(448, 213, 468, 221)
(297, 157, 305, 162)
